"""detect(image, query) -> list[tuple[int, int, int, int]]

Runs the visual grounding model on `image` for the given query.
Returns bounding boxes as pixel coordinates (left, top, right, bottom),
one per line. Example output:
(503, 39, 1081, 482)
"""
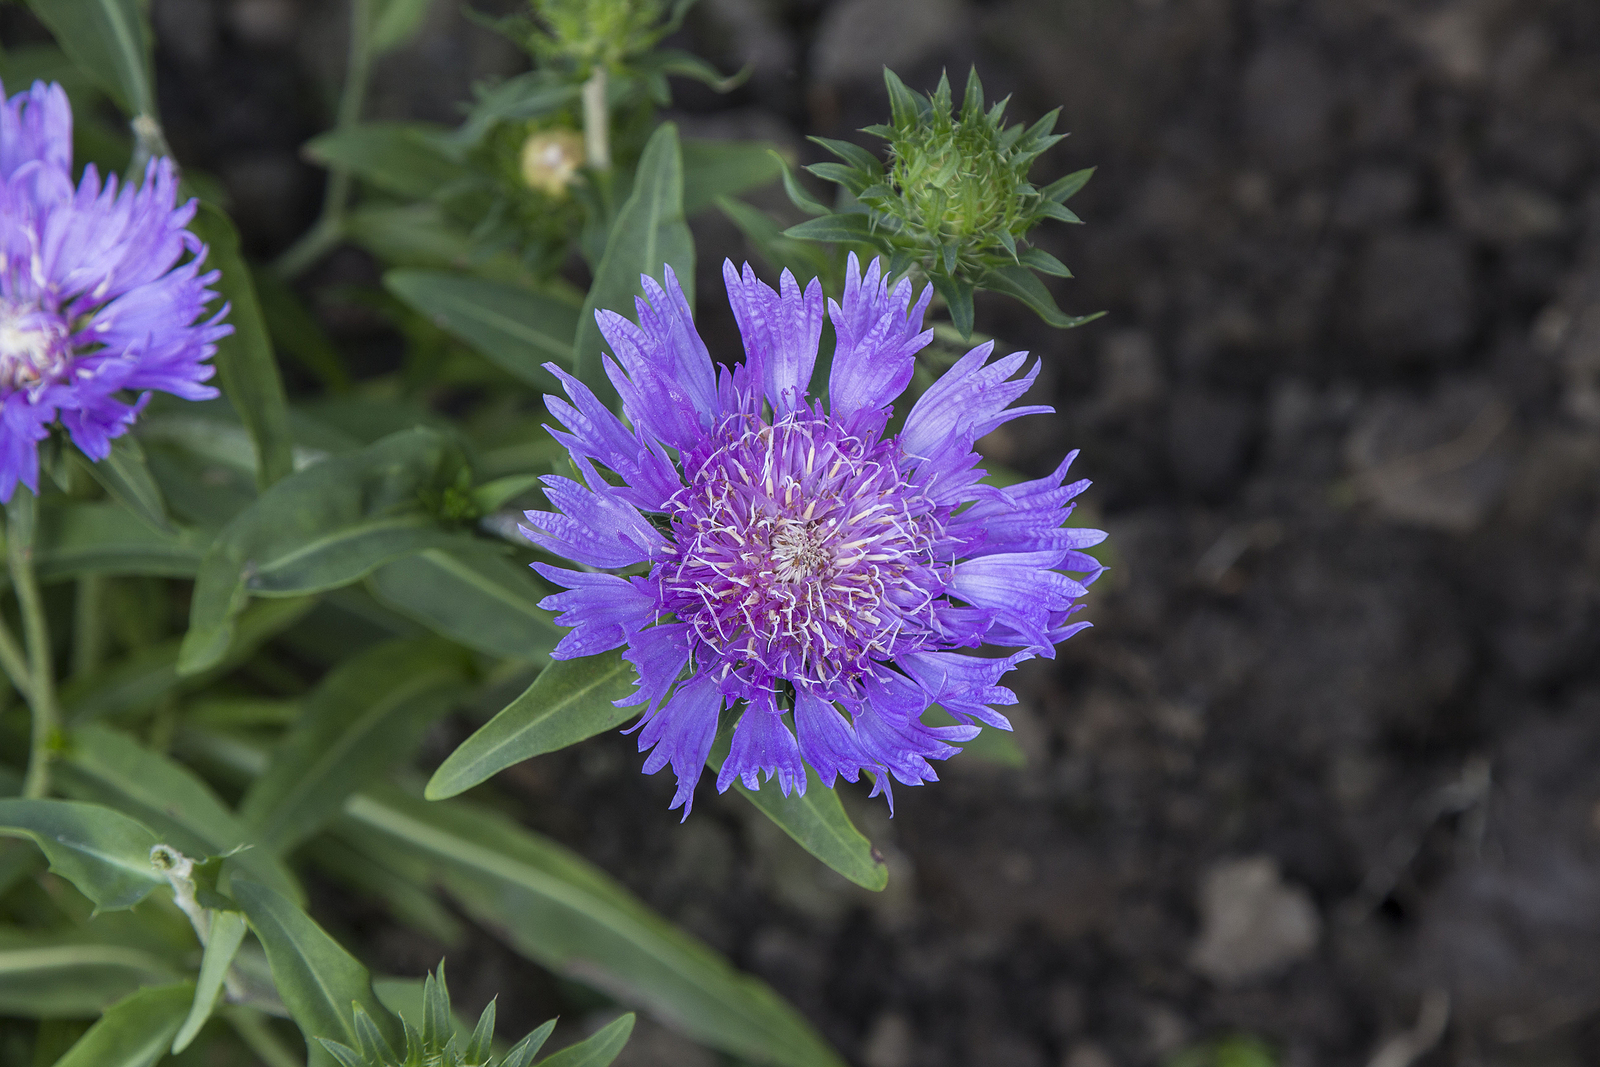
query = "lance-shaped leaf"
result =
(65, 597, 315, 724)
(978, 264, 1104, 330)
(239, 637, 470, 855)
(178, 428, 466, 676)
(172, 910, 247, 1053)
(189, 203, 296, 490)
(425, 649, 637, 800)
(55, 981, 195, 1067)
(341, 786, 845, 1067)
(680, 139, 783, 215)
(306, 123, 468, 200)
(372, 0, 434, 52)
(234, 880, 404, 1067)
(34, 501, 204, 581)
(56, 724, 302, 902)
(369, 545, 563, 663)
(25, 0, 154, 116)
(574, 123, 694, 401)
(0, 938, 179, 1017)
(539, 1013, 636, 1067)
(385, 270, 578, 386)
(709, 734, 886, 892)
(0, 799, 165, 910)
(79, 435, 173, 534)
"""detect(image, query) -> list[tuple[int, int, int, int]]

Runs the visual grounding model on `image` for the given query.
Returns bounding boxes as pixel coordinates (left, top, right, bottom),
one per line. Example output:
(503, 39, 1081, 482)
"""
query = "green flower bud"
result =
(528, 0, 671, 72)
(784, 67, 1101, 337)
(318, 964, 553, 1067)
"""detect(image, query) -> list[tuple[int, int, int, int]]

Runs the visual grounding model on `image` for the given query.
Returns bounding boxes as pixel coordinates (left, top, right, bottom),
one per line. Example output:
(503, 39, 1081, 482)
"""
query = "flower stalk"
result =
(6, 491, 60, 799)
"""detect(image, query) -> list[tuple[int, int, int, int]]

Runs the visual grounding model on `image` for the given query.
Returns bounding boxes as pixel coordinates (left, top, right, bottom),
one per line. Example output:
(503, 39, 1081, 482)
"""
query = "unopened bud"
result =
(519, 129, 585, 196)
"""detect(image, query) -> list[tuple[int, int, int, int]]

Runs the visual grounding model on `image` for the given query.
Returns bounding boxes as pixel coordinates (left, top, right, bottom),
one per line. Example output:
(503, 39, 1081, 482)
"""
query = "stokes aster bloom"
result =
(0, 80, 229, 501)
(525, 254, 1105, 816)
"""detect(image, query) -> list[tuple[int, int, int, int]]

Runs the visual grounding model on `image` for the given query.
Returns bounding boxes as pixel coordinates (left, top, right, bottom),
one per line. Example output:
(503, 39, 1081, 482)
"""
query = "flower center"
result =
(769, 517, 831, 584)
(656, 411, 947, 689)
(0, 299, 69, 392)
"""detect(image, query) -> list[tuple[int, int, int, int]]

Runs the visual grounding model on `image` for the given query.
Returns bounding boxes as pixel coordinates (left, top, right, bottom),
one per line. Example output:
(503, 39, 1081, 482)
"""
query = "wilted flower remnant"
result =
(524, 254, 1105, 816)
(0, 80, 228, 501)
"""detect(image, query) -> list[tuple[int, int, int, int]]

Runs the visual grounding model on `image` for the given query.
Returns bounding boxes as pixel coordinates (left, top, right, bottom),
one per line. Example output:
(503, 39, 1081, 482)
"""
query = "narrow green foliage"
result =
(319, 963, 566, 1067)
(784, 67, 1096, 335)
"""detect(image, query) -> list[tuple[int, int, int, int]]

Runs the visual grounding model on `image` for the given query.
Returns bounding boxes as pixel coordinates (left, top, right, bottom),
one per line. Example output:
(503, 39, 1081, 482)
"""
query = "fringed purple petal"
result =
(532, 565, 655, 659)
(717, 688, 806, 796)
(0, 80, 71, 179)
(542, 362, 681, 508)
(827, 252, 932, 430)
(617, 622, 691, 712)
(948, 552, 1089, 653)
(793, 689, 867, 788)
(637, 671, 723, 819)
(897, 650, 1022, 730)
(521, 463, 669, 569)
(722, 259, 823, 416)
(900, 342, 1051, 464)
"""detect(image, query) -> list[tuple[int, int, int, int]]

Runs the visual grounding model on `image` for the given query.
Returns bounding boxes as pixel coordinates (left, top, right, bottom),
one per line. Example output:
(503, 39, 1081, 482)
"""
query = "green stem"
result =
(273, 0, 375, 279)
(72, 575, 105, 680)
(0, 607, 32, 707)
(581, 66, 611, 172)
(7, 492, 60, 800)
(225, 1006, 305, 1067)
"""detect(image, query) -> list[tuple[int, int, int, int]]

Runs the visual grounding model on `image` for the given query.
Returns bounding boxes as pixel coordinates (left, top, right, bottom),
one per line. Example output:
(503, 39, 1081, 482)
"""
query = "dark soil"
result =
(16, 0, 1600, 1064)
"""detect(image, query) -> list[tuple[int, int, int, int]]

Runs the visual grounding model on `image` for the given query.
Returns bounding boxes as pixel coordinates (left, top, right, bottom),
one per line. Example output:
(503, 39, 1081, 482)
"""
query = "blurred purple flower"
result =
(526, 254, 1105, 816)
(0, 80, 228, 501)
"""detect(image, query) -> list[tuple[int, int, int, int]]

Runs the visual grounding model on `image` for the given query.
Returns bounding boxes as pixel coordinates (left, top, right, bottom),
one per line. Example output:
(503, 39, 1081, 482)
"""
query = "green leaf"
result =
(1019, 247, 1072, 278)
(54, 981, 194, 1067)
(385, 270, 577, 386)
(239, 637, 469, 855)
(56, 724, 303, 903)
(425, 648, 638, 800)
(305, 123, 467, 200)
(574, 122, 694, 401)
(171, 910, 246, 1053)
(233, 880, 404, 1067)
(715, 197, 834, 285)
(252, 266, 352, 393)
(1039, 201, 1082, 224)
(25, 0, 153, 116)
(189, 202, 296, 490)
(0, 799, 164, 910)
(79, 436, 173, 534)
(64, 597, 315, 724)
(33, 502, 203, 581)
(929, 273, 974, 340)
(710, 736, 885, 891)
(680, 138, 783, 215)
(978, 264, 1102, 330)
(451, 72, 579, 150)
(1042, 166, 1095, 203)
(368, 545, 563, 662)
(177, 428, 465, 676)
(773, 152, 830, 217)
(537, 1014, 635, 1067)
(343, 787, 845, 1067)
(0, 939, 177, 1017)
(782, 212, 879, 245)
(372, 0, 434, 52)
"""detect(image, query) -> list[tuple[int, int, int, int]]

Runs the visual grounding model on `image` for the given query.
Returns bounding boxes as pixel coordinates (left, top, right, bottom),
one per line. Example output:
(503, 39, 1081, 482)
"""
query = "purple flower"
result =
(0, 80, 229, 502)
(525, 254, 1105, 816)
